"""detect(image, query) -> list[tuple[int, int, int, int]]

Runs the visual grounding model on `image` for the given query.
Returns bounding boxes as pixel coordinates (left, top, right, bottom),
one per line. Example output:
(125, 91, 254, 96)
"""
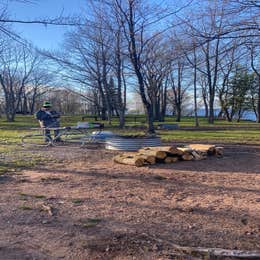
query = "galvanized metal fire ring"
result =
(105, 135, 161, 151)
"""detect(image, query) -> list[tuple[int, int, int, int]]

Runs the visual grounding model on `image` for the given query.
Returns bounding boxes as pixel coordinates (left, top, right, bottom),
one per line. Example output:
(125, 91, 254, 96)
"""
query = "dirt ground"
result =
(0, 143, 259, 259)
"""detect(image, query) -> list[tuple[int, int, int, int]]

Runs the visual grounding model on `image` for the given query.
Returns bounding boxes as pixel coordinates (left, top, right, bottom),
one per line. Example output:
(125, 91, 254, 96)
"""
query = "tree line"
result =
(0, 0, 259, 132)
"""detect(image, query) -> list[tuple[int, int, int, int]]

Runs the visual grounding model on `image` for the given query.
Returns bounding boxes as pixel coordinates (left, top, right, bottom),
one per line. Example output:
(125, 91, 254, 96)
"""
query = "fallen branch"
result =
(138, 148, 167, 159)
(188, 144, 216, 155)
(182, 154, 194, 161)
(149, 235, 260, 259)
(41, 204, 54, 216)
(215, 146, 224, 157)
(113, 154, 145, 167)
(169, 244, 260, 259)
(164, 156, 179, 163)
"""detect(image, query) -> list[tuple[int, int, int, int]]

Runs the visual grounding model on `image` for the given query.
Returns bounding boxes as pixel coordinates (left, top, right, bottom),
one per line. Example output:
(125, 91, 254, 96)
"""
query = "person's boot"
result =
(45, 137, 52, 143)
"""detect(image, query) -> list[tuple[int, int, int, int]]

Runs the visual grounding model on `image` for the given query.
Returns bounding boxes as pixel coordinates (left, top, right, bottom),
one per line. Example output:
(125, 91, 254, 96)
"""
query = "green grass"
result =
(80, 218, 102, 228)
(33, 195, 46, 199)
(158, 129, 260, 144)
(72, 199, 84, 204)
(0, 148, 51, 175)
(154, 175, 167, 180)
(0, 114, 259, 174)
(18, 192, 29, 196)
(19, 205, 33, 210)
(18, 192, 46, 199)
(0, 164, 9, 175)
(0, 115, 59, 174)
(40, 176, 62, 182)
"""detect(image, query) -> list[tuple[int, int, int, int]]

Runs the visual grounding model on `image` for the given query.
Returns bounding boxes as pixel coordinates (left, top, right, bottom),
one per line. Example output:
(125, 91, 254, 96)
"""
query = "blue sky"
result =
(5, 0, 86, 50)
(3, 0, 190, 50)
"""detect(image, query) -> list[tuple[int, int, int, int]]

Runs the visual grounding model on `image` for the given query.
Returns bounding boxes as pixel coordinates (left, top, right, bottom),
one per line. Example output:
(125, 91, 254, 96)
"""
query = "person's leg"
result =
(54, 129, 61, 141)
(44, 129, 51, 142)
(54, 121, 62, 141)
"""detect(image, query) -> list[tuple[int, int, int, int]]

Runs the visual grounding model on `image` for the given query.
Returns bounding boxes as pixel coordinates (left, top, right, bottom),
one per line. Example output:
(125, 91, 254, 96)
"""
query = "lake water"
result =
(196, 109, 257, 121)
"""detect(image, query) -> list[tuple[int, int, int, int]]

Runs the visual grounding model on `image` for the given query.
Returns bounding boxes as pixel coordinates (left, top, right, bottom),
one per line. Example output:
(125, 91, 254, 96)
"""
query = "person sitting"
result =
(35, 101, 61, 142)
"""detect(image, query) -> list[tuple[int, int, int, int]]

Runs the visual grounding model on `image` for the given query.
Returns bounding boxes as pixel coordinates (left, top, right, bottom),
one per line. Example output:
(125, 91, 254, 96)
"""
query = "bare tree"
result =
(142, 36, 171, 122)
(0, 0, 83, 44)
(112, 0, 189, 132)
(216, 41, 241, 121)
(183, 1, 233, 123)
(178, 37, 200, 126)
(169, 59, 186, 122)
(112, 0, 156, 133)
(24, 68, 54, 114)
(0, 42, 38, 121)
(248, 43, 260, 122)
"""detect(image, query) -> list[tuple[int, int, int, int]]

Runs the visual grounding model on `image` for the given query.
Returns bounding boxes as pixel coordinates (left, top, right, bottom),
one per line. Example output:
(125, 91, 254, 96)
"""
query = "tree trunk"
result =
(119, 111, 125, 128)
(159, 84, 167, 122)
(128, 4, 155, 134)
(154, 97, 160, 121)
(208, 98, 215, 124)
(5, 93, 16, 122)
(101, 107, 107, 120)
(257, 77, 260, 123)
(193, 49, 199, 127)
(101, 53, 112, 125)
(176, 106, 181, 122)
(145, 104, 155, 134)
(224, 107, 232, 122)
(176, 62, 182, 122)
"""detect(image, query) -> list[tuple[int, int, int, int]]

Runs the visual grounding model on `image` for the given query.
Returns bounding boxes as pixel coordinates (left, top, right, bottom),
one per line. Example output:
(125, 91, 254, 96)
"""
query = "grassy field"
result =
(0, 114, 259, 174)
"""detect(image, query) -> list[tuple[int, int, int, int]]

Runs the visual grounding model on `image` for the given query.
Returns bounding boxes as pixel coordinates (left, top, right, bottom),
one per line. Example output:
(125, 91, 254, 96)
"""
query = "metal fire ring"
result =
(105, 135, 161, 151)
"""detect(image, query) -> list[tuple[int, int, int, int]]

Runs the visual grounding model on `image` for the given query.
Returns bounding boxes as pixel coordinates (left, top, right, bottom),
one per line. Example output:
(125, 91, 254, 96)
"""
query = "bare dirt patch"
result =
(0, 144, 259, 259)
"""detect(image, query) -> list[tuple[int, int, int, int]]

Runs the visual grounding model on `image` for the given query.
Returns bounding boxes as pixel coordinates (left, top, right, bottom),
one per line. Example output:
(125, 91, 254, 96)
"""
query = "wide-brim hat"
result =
(43, 101, 52, 107)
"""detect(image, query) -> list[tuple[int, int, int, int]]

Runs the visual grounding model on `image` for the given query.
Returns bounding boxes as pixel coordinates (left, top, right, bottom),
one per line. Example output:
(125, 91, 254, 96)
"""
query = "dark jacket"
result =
(35, 109, 60, 128)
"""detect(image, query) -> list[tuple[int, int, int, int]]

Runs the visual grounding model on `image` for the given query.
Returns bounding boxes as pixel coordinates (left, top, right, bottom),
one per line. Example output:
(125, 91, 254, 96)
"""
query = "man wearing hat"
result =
(35, 101, 61, 142)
